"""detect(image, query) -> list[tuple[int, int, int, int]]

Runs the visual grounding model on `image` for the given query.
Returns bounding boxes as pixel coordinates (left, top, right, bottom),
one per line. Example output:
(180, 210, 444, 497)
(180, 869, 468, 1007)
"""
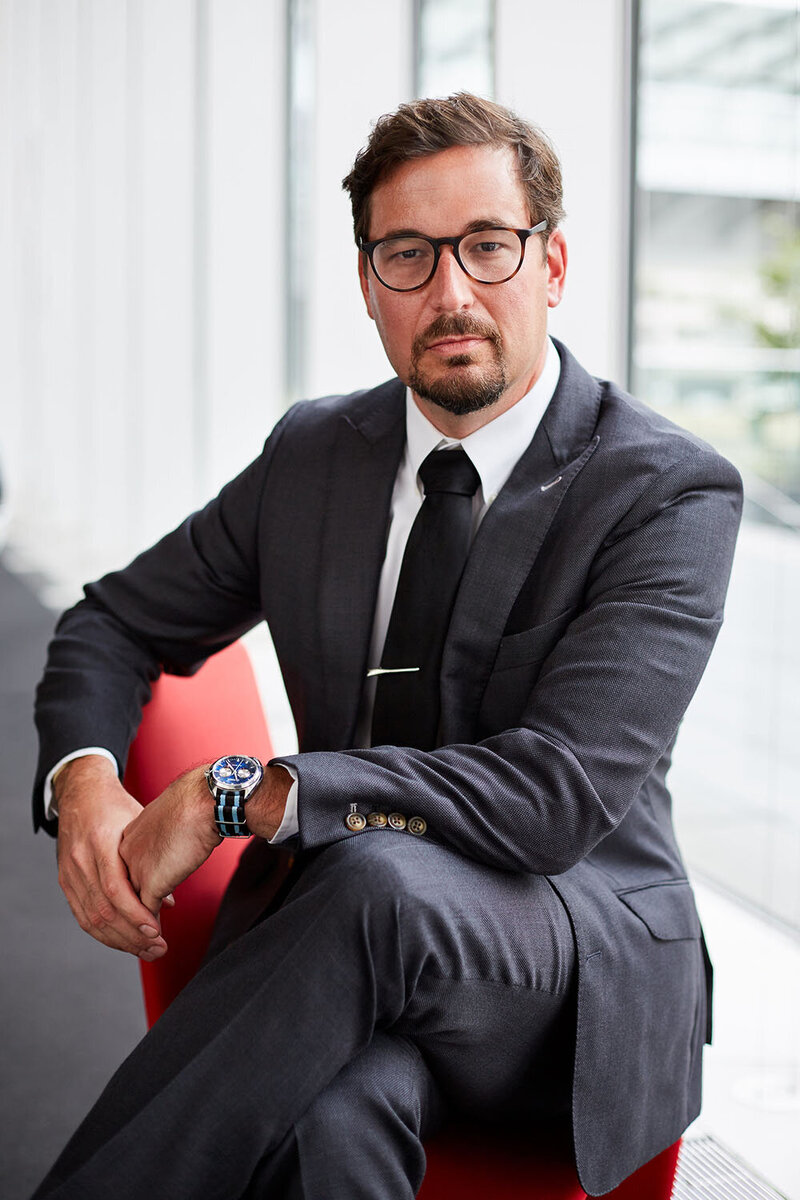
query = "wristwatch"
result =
(205, 754, 264, 837)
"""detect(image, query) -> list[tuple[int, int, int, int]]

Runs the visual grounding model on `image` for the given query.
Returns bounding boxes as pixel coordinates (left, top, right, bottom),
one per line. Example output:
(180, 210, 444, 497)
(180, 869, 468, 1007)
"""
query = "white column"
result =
(204, 0, 287, 497)
(304, 0, 415, 400)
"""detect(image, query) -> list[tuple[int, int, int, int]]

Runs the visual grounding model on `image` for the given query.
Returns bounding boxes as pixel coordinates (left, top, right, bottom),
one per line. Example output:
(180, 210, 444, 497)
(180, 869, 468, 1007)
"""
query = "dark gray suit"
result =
(33, 341, 742, 1196)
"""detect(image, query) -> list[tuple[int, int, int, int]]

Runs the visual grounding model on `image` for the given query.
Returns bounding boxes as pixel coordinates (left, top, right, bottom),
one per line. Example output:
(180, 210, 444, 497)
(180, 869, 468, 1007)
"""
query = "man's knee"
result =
(312, 1033, 434, 1124)
(300, 831, 443, 910)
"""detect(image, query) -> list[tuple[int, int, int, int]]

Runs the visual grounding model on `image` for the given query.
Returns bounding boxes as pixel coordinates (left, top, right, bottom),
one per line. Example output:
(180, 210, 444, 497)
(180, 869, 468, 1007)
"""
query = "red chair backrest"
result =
(123, 640, 273, 1026)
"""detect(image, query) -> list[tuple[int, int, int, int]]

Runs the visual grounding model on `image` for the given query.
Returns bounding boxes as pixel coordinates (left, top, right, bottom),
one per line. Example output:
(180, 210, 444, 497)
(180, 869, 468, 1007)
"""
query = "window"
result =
(633, 0, 800, 930)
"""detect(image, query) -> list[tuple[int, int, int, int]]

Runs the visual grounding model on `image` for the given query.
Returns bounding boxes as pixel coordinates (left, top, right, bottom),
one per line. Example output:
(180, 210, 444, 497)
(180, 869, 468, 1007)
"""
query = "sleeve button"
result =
(387, 812, 407, 831)
(345, 812, 367, 832)
(407, 816, 427, 837)
(367, 812, 388, 828)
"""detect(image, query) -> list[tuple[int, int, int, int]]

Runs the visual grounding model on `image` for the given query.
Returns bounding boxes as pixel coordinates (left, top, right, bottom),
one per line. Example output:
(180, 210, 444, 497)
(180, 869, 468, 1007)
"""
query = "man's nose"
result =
(427, 246, 474, 310)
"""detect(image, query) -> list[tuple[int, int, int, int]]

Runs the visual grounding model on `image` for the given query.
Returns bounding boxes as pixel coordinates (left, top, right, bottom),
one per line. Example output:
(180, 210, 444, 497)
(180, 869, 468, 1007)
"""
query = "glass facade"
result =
(633, 0, 800, 930)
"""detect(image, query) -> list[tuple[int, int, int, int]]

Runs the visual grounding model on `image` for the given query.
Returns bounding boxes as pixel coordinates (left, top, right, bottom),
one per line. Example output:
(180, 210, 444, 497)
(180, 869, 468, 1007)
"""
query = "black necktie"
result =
(371, 446, 481, 750)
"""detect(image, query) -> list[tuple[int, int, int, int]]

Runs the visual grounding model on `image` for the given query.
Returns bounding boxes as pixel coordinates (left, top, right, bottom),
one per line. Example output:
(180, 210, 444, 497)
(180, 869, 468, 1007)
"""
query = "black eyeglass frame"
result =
(358, 221, 548, 292)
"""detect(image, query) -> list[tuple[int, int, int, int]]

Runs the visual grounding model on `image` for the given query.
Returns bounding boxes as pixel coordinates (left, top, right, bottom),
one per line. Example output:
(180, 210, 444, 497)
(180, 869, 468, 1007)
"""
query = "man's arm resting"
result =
(117, 763, 292, 918)
(284, 451, 744, 874)
(54, 752, 292, 958)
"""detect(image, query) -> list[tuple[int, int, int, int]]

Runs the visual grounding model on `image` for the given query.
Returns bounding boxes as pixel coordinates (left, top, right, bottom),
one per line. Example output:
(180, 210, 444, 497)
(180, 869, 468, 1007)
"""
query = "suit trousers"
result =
(33, 833, 577, 1200)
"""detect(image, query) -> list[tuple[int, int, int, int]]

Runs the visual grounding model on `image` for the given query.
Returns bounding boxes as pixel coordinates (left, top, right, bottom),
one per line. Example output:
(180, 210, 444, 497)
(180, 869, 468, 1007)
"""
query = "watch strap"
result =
(214, 801, 250, 837)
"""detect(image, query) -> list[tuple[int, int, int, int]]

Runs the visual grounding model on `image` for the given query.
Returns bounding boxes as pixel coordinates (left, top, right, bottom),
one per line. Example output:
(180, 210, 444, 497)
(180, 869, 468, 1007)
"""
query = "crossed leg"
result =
(33, 834, 576, 1199)
(243, 1032, 443, 1199)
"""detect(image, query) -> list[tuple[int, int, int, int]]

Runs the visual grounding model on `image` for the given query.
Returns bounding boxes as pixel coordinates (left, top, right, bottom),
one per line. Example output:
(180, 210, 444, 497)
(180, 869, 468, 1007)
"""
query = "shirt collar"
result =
(404, 336, 561, 504)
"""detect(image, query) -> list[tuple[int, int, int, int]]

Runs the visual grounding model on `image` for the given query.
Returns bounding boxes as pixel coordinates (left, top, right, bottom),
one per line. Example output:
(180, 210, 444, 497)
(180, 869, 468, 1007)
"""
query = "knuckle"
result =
(67, 842, 88, 868)
(89, 902, 114, 930)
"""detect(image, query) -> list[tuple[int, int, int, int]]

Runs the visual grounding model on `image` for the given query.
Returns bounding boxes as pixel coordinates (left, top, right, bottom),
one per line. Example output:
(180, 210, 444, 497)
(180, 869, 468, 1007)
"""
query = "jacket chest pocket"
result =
(477, 606, 576, 736)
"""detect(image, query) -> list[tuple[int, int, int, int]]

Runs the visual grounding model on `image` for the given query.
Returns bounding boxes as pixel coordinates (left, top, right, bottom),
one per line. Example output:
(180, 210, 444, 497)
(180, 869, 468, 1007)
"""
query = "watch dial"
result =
(212, 755, 262, 788)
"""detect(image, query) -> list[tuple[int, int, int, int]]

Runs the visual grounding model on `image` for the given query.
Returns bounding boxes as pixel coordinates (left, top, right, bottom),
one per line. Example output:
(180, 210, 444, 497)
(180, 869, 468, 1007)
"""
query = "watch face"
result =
(211, 755, 263, 790)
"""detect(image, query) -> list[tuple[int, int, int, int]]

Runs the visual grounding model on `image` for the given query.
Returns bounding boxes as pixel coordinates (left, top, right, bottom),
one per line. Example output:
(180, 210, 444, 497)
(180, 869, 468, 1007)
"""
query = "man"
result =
(32, 93, 742, 1198)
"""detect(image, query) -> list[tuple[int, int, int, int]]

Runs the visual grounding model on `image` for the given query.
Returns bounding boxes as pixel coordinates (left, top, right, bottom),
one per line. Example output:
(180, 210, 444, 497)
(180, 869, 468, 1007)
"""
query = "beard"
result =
(407, 314, 507, 416)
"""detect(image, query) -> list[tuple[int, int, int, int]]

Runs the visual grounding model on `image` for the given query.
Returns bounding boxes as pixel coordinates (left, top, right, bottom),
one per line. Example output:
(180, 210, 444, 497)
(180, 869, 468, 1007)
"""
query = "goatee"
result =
(408, 314, 507, 416)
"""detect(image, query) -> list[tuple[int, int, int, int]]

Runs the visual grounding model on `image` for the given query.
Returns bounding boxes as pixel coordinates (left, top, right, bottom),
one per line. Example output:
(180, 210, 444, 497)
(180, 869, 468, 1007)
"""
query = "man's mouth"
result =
(426, 335, 487, 356)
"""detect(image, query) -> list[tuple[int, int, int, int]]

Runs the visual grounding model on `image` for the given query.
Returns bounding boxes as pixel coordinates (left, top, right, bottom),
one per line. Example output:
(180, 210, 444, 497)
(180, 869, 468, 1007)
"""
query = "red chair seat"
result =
(420, 1128, 586, 1198)
(420, 1130, 681, 1198)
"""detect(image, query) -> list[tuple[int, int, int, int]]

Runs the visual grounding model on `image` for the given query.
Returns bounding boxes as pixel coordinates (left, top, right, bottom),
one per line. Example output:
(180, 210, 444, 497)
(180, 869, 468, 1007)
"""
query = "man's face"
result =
(358, 143, 567, 432)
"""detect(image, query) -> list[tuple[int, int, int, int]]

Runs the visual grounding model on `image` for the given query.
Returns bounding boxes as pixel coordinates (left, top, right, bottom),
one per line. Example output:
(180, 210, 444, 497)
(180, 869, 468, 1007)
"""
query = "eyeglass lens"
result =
(372, 229, 523, 290)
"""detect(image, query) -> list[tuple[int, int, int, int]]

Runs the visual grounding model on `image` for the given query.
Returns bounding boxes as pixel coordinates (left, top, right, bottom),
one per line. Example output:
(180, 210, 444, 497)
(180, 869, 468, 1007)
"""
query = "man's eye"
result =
(474, 241, 502, 253)
(393, 247, 423, 260)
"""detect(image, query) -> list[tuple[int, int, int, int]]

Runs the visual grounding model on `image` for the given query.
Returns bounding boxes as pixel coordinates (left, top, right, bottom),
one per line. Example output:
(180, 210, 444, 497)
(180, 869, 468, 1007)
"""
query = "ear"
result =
(358, 251, 376, 321)
(545, 230, 568, 309)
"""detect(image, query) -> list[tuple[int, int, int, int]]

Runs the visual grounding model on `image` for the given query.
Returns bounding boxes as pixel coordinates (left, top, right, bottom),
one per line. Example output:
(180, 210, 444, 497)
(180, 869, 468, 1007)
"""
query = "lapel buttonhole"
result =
(540, 475, 563, 492)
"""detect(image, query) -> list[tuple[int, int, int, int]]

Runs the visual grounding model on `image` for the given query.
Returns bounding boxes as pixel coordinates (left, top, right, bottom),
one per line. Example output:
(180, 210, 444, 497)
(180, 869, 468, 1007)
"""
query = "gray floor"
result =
(0, 559, 146, 1200)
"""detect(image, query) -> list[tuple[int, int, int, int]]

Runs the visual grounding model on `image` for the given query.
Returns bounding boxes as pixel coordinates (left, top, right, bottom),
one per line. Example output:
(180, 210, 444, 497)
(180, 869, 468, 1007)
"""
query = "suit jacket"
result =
(33, 340, 742, 1194)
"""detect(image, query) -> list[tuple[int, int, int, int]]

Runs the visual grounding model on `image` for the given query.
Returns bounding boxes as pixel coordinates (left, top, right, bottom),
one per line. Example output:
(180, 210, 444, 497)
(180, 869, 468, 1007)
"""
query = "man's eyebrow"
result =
(374, 218, 519, 240)
(376, 227, 427, 240)
(462, 218, 518, 234)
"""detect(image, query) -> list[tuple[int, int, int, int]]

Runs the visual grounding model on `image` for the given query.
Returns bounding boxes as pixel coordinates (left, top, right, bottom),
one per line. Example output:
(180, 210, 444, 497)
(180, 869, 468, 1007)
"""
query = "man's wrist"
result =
(52, 753, 120, 809)
(158, 761, 291, 846)
(241, 764, 293, 842)
(180, 765, 224, 850)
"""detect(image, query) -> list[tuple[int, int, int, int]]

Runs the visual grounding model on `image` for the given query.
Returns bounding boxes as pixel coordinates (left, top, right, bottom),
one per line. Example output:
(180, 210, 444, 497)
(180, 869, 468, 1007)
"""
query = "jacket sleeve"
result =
(32, 407, 298, 835)
(279, 448, 743, 874)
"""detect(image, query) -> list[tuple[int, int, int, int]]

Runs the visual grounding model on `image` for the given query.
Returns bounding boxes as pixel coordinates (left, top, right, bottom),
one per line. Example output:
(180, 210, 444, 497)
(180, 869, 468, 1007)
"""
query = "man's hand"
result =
(119, 761, 292, 917)
(119, 768, 222, 916)
(55, 755, 171, 961)
(57, 757, 292, 959)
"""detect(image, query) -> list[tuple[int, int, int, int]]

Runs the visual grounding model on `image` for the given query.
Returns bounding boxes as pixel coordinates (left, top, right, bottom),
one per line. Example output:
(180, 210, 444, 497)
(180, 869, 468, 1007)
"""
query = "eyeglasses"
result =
(358, 222, 547, 292)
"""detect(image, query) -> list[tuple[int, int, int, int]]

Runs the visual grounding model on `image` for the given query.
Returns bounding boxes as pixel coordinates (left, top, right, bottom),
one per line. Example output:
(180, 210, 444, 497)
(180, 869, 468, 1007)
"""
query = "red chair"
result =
(124, 640, 274, 1025)
(126, 641, 680, 1198)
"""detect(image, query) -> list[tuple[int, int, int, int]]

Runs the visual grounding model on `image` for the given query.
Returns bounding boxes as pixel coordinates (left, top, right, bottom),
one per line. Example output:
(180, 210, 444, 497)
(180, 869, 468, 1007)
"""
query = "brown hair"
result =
(342, 92, 565, 254)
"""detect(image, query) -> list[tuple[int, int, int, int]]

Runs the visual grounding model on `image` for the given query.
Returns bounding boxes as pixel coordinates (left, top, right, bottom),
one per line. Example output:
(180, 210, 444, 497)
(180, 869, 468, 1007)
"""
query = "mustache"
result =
(412, 314, 502, 357)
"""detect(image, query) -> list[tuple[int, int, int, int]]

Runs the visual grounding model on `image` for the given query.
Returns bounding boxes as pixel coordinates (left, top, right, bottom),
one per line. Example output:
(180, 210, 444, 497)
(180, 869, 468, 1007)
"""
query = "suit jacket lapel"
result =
(316, 379, 406, 749)
(440, 341, 602, 743)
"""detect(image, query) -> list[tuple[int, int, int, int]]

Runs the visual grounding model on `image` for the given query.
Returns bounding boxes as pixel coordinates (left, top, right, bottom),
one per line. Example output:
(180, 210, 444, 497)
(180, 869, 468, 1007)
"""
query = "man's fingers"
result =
(59, 845, 168, 959)
(98, 850, 162, 931)
(139, 888, 162, 916)
(65, 880, 166, 956)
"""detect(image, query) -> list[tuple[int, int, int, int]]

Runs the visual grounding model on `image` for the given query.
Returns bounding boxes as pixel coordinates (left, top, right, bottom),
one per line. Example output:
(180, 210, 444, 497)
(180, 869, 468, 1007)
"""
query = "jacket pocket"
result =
(492, 606, 577, 673)
(617, 880, 701, 941)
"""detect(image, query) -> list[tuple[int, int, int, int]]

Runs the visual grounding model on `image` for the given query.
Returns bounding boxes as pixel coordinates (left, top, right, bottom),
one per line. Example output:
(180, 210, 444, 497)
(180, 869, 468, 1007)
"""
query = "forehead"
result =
(367, 143, 529, 239)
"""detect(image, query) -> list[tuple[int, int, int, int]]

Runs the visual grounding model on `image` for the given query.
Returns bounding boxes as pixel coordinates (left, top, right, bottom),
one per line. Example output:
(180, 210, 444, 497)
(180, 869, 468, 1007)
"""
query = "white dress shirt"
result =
(45, 337, 562, 843)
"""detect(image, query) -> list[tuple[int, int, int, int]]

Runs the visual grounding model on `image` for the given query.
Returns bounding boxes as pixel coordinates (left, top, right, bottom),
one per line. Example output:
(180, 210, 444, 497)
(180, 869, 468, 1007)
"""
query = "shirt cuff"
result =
(268, 763, 299, 843)
(44, 747, 119, 820)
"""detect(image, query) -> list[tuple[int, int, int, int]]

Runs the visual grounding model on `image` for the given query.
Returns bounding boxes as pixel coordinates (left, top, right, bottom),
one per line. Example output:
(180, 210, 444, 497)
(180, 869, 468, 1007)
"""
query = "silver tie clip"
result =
(366, 667, 421, 677)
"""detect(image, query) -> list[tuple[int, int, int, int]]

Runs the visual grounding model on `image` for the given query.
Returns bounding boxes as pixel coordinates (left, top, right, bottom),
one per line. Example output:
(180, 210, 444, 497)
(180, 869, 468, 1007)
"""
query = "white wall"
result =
(0, 0, 286, 601)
